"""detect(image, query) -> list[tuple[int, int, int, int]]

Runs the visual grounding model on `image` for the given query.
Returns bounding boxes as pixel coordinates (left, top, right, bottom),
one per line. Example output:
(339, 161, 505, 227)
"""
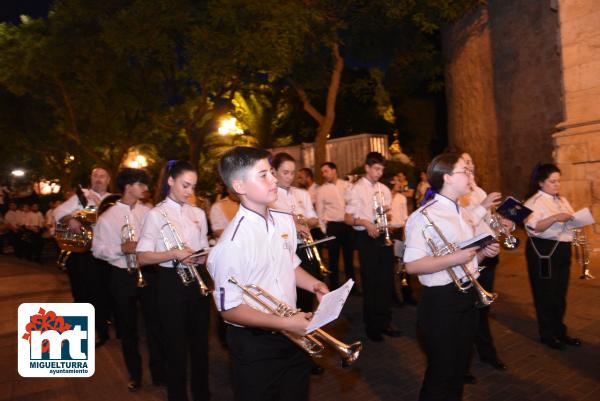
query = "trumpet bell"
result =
(501, 235, 520, 250)
(340, 341, 363, 368)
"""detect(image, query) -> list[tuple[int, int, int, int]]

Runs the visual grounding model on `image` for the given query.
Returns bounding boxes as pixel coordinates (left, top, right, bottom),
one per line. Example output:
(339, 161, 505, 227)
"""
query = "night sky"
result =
(0, 0, 52, 23)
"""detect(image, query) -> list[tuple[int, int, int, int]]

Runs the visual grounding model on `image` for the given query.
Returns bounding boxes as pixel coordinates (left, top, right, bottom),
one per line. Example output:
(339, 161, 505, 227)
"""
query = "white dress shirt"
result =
(24, 211, 44, 228)
(209, 197, 240, 233)
(345, 177, 392, 231)
(307, 182, 319, 206)
(137, 197, 209, 268)
(54, 189, 112, 222)
(403, 194, 480, 287)
(207, 204, 302, 325)
(315, 179, 351, 223)
(390, 193, 408, 227)
(4, 210, 19, 228)
(524, 190, 574, 242)
(93, 201, 150, 268)
(270, 186, 317, 219)
(458, 184, 494, 237)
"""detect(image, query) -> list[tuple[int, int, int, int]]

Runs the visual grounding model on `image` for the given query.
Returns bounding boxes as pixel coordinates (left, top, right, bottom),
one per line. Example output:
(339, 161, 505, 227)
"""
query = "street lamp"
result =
(218, 117, 244, 136)
(11, 169, 25, 177)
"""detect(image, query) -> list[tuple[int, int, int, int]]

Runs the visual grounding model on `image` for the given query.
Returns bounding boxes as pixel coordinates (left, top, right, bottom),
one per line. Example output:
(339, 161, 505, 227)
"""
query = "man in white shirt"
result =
(344, 152, 400, 342)
(297, 167, 319, 207)
(316, 162, 355, 290)
(55, 167, 113, 346)
(92, 168, 164, 391)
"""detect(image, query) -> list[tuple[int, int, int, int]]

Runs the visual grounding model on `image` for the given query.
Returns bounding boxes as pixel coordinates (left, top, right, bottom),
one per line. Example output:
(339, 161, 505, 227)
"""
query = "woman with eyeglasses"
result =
(523, 163, 581, 351)
(403, 152, 500, 401)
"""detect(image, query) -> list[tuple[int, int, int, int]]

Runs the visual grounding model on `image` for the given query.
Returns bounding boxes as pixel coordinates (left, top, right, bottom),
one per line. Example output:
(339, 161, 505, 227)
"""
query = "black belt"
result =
(226, 324, 277, 336)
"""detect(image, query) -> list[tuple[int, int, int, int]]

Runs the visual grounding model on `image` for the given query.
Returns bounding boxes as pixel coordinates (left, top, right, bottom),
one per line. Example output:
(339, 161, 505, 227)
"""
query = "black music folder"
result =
(495, 196, 533, 225)
(458, 233, 497, 250)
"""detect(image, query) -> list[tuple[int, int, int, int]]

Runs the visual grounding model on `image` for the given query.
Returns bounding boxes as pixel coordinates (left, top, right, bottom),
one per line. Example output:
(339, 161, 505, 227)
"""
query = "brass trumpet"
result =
(421, 208, 497, 308)
(159, 211, 213, 296)
(121, 215, 147, 288)
(487, 210, 520, 250)
(292, 211, 331, 277)
(373, 183, 393, 246)
(573, 228, 594, 280)
(228, 277, 362, 368)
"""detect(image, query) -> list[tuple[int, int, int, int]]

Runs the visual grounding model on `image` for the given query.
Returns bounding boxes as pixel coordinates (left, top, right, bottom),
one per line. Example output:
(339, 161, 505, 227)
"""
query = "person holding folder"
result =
(524, 163, 582, 350)
(403, 152, 499, 401)
(207, 146, 329, 401)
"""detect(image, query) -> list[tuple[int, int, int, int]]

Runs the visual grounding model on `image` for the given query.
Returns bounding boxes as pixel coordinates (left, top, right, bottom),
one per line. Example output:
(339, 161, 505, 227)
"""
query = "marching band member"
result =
(270, 152, 320, 312)
(23, 203, 45, 263)
(403, 152, 499, 401)
(92, 168, 164, 391)
(458, 152, 507, 372)
(389, 176, 417, 306)
(207, 146, 329, 401)
(524, 163, 581, 350)
(316, 162, 355, 290)
(54, 167, 112, 346)
(344, 152, 400, 342)
(137, 160, 210, 401)
(209, 186, 240, 238)
(297, 167, 319, 207)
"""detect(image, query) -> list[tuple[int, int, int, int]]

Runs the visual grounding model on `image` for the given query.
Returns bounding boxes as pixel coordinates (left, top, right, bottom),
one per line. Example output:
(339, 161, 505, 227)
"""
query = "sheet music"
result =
(305, 279, 354, 334)
(567, 207, 596, 230)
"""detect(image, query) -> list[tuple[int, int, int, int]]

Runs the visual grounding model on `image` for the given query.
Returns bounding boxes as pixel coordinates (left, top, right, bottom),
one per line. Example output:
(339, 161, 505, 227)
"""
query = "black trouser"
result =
(525, 239, 572, 342)
(226, 325, 311, 401)
(355, 231, 394, 335)
(66, 252, 110, 340)
(296, 245, 322, 312)
(418, 284, 478, 401)
(22, 229, 43, 261)
(7, 230, 25, 257)
(109, 265, 165, 384)
(325, 221, 355, 289)
(157, 268, 210, 401)
(474, 255, 499, 361)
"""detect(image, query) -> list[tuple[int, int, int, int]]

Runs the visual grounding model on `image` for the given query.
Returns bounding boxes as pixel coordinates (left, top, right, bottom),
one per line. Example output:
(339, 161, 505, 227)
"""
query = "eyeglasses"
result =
(450, 168, 473, 176)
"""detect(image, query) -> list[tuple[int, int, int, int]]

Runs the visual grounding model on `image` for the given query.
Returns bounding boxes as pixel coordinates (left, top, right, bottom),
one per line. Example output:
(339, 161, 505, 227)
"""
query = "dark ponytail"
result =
(154, 160, 195, 203)
(525, 163, 561, 200)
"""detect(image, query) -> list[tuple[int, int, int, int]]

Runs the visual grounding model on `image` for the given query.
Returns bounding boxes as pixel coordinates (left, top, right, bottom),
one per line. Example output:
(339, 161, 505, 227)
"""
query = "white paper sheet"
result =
(305, 279, 354, 334)
(567, 207, 596, 230)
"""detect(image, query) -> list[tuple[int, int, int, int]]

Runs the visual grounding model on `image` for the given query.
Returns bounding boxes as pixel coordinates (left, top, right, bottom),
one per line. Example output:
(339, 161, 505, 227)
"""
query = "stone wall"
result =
(443, 1, 563, 197)
(554, 0, 600, 251)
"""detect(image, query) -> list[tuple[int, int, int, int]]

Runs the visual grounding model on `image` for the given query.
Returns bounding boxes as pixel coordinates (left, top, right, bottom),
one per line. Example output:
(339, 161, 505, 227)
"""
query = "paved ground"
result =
(1, 237, 599, 401)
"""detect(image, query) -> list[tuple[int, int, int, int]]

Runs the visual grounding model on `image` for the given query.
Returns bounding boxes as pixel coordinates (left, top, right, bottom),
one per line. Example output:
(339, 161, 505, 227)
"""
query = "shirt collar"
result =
(239, 203, 275, 231)
(434, 193, 460, 213)
(538, 190, 560, 201)
(164, 196, 184, 211)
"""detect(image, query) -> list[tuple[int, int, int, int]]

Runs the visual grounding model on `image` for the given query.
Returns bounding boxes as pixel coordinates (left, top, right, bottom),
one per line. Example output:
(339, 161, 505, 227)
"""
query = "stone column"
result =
(555, 0, 600, 251)
(442, 6, 500, 191)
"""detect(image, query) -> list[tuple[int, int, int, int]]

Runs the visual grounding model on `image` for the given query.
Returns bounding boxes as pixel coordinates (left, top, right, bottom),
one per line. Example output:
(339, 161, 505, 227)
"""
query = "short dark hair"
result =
(219, 146, 272, 188)
(298, 167, 313, 180)
(116, 168, 150, 192)
(271, 152, 296, 170)
(365, 152, 385, 167)
(427, 152, 462, 193)
(320, 162, 337, 170)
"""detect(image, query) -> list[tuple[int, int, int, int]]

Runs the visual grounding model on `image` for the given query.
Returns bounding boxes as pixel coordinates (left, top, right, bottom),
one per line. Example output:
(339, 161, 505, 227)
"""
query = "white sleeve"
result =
(403, 214, 429, 263)
(207, 243, 246, 311)
(197, 210, 209, 249)
(345, 186, 358, 216)
(136, 210, 162, 252)
(54, 195, 80, 222)
(303, 190, 318, 219)
(92, 213, 123, 262)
